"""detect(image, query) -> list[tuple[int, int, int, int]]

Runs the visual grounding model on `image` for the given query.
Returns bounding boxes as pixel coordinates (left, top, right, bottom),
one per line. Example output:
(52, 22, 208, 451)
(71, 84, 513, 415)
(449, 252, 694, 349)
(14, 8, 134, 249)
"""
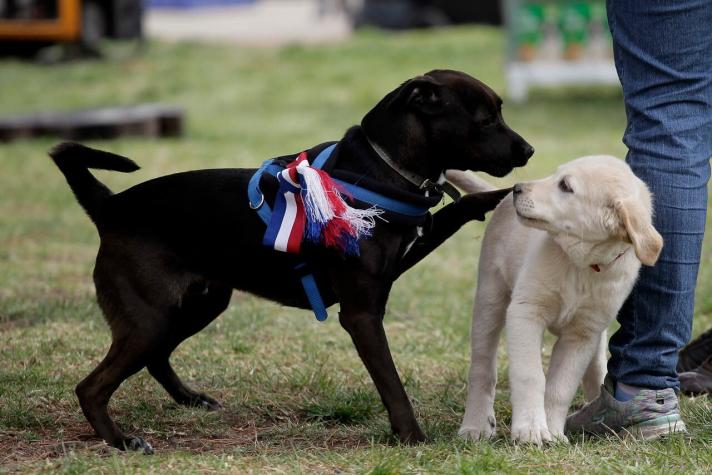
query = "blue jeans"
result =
(606, 0, 712, 391)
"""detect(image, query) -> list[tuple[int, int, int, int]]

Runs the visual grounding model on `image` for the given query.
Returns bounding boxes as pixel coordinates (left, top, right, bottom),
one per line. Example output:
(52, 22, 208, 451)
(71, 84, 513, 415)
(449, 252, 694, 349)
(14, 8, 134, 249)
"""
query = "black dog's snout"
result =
(522, 144, 535, 159)
(513, 183, 523, 195)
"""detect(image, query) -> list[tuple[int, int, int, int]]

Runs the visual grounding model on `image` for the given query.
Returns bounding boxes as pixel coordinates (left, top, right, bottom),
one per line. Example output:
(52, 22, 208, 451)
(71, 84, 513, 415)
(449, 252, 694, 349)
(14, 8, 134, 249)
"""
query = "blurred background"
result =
(0, 0, 616, 99)
(0, 0, 622, 140)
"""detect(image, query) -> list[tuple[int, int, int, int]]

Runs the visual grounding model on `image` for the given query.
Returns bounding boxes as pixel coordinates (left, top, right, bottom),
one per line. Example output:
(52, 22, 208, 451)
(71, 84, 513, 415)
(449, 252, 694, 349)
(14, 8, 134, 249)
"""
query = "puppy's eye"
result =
(559, 179, 573, 193)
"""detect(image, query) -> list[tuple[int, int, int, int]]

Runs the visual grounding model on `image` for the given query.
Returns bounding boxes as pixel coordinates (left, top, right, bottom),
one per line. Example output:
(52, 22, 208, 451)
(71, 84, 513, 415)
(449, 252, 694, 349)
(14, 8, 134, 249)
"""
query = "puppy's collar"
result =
(590, 248, 629, 273)
(366, 137, 461, 201)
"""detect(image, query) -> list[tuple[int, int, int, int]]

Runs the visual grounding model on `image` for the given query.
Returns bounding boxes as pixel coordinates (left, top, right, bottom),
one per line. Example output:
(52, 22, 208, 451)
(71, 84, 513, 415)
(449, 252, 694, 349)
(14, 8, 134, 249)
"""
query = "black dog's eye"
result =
(559, 178, 574, 193)
(480, 117, 497, 129)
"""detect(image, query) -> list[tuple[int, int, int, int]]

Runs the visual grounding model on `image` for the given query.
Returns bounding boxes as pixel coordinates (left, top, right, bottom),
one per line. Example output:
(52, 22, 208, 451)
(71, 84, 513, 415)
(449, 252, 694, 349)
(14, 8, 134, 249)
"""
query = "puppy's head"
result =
(361, 70, 534, 178)
(512, 156, 663, 266)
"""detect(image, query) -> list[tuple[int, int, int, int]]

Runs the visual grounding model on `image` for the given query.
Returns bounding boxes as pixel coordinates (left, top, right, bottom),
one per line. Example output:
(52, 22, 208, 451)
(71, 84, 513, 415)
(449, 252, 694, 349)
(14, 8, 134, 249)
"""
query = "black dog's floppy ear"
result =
(402, 76, 444, 115)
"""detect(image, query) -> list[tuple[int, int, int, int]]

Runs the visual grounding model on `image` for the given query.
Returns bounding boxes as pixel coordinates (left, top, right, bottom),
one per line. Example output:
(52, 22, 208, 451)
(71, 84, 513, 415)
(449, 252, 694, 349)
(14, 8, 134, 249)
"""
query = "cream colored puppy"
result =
(447, 156, 662, 444)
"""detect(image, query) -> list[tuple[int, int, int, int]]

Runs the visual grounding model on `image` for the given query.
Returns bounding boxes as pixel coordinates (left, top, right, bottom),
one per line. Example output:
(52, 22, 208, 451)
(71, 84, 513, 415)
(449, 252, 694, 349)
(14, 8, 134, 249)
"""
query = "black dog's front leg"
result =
(338, 280, 425, 443)
(395, 188, 511, 278)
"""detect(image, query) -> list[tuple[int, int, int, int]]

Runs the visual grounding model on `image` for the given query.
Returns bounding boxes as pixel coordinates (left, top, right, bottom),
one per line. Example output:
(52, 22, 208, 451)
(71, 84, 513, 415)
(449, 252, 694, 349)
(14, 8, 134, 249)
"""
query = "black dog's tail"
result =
(49, 142, 139, 225)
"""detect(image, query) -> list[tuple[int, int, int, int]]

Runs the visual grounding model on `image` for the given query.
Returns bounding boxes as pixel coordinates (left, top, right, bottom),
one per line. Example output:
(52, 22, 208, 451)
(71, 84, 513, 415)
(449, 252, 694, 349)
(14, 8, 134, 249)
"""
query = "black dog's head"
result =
(361, 69, 533, 178)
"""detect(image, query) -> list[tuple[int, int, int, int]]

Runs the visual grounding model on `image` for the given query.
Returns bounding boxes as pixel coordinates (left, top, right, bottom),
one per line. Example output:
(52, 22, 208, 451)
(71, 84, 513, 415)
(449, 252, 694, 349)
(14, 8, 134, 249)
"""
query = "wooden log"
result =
(0, 103, 184, 142)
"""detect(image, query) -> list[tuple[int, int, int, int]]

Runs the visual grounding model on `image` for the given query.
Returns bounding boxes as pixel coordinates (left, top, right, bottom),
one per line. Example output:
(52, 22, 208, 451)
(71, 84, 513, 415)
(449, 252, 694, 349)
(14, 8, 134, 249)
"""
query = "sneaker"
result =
(565, 375, 687, 440)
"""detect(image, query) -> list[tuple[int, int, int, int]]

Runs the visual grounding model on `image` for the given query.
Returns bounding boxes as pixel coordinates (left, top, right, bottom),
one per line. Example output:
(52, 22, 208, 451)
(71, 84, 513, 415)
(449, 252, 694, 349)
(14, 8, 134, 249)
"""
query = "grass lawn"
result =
(2, 27, 712, 474)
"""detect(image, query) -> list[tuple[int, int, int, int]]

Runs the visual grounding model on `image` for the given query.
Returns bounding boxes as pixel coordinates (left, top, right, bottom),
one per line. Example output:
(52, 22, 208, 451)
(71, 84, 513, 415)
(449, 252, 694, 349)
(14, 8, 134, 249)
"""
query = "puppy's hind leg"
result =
(459, 274, 508, 441)
(147, 282, 232, 410)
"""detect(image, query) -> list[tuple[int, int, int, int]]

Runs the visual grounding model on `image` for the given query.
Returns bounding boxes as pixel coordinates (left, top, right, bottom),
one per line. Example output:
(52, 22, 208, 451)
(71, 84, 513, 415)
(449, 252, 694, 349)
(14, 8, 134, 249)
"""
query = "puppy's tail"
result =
(445, 170, 497, 193)
(49, 142, 139, 226)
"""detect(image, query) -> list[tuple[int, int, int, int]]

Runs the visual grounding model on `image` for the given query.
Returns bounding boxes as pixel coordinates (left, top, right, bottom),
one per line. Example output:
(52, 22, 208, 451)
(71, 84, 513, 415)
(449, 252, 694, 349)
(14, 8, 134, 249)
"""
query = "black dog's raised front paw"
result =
(393, 187, 513, 279)
(122, 436, 155, 455)
(456, 187, 512, 221)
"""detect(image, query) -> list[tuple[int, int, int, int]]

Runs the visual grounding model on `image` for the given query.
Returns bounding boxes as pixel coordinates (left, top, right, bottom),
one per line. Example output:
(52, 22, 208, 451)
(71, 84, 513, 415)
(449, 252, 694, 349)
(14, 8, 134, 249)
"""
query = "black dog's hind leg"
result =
(395, 188, 511, 278)
(148, 358, 222, 410)
(79, 253, 229, 454)
(76, 328, 160, 454)
(147, 282, 232, 410)
(338, 276, 425, 443)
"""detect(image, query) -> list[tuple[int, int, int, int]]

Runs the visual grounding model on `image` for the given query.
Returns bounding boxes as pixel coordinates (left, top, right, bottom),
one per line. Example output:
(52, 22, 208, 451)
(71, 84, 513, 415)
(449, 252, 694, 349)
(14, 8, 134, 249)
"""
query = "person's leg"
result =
(606, 0, 712, 392)
(567, 0, 712, 438)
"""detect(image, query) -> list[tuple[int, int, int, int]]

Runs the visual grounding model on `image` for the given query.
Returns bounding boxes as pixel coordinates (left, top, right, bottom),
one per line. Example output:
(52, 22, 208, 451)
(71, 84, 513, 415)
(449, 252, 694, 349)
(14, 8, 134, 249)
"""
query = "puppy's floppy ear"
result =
(402, 76, 444, 115)
(614, 196, 663, 266)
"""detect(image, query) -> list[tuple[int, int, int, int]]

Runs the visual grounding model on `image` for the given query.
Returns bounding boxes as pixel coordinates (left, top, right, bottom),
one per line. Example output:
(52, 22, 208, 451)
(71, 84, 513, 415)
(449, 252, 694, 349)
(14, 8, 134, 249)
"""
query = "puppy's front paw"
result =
(511, 418, 552, 445)
(548, 431, 569, 444)
(546, 416, 569, 444)
(458, 415, 496, 441)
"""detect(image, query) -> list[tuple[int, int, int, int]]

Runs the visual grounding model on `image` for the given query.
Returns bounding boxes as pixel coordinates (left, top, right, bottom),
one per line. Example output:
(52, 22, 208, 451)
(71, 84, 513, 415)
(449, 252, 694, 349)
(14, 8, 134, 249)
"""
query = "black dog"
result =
(51, 70, 533, 453)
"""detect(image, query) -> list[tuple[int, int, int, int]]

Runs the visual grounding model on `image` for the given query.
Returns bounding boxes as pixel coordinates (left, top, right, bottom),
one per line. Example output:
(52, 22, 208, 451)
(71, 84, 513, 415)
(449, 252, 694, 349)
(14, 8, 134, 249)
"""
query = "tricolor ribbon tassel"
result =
(263, 152, 382, 255)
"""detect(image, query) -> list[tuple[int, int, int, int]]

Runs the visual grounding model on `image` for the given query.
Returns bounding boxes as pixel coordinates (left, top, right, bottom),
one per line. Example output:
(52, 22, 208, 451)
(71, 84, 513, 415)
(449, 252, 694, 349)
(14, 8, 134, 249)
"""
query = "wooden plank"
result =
(0, 104, 185, 142)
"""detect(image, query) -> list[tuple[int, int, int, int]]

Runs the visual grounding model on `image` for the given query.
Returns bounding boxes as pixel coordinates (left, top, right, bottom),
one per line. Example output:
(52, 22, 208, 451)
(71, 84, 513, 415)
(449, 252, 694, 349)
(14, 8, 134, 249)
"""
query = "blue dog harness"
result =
(248, 142, 440, 321)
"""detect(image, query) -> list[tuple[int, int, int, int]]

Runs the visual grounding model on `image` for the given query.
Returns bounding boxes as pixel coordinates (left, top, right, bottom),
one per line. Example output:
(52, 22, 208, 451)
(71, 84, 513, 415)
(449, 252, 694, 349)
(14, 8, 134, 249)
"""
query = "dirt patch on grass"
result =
(1, 415, 373, 470)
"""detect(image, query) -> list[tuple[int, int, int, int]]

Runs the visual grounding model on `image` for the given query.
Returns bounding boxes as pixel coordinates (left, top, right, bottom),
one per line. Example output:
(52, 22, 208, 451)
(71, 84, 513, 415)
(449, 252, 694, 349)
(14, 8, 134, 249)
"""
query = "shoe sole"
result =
(621, 414, 687, 440)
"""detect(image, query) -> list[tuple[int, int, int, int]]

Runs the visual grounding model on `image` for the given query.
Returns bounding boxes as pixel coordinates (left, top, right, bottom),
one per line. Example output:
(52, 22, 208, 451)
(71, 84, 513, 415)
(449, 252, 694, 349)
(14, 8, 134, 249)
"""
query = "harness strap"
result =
(295, 263, 328, 321)
(248, 159, 282, 224)
(248, 146, 336, 321)
(334, 180, 431, 217)
(248, 145, 338, 222)
(249, 144, 433, 220)
(311, 143, 337, 169)
(246, 142, 443, 322)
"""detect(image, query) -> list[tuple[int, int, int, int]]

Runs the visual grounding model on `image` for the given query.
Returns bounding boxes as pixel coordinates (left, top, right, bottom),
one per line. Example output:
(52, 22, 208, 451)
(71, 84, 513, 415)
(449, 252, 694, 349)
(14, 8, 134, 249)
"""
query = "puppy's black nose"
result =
(523, 144, 535, 159)
(513, 183, 523, 195)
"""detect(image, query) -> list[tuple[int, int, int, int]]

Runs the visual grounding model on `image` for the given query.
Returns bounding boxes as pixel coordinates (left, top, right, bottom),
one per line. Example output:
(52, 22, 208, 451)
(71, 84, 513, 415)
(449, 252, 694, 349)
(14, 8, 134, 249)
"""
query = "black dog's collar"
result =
(364, 136, 461, 202)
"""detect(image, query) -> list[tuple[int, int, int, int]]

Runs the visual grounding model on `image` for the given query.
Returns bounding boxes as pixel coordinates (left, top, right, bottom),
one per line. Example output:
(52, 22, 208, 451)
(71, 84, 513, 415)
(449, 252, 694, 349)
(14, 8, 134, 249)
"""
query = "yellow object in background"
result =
(0, 0, 81, 42)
